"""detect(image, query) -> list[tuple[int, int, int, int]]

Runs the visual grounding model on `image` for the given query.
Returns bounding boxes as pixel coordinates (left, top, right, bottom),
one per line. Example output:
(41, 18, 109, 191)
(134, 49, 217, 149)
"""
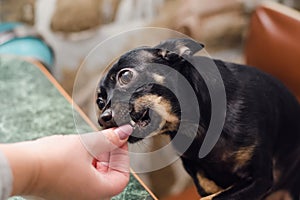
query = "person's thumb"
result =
(80, 124, 133, 159)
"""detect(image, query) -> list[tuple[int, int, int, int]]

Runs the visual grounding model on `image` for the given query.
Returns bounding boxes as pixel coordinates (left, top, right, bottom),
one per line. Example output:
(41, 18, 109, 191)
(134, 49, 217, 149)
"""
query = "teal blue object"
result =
(0, 23, 54, 68)
(0, 37, 54, 67)
(0, 22, 21, 32)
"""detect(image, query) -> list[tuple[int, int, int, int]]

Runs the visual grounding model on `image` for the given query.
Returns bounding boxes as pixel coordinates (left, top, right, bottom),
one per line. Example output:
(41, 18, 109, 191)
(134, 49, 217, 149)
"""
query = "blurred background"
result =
(1, 0, 299, 199)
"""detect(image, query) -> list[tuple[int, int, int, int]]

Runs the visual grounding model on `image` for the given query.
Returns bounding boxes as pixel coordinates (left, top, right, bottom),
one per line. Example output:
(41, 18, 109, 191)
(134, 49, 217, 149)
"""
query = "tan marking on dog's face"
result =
(197, 172, 223, 195)
(134, 94, 178, 123)
(164, 121, 179, 132)
(152, 73, 165, 84)
(134, 94, 179, 136)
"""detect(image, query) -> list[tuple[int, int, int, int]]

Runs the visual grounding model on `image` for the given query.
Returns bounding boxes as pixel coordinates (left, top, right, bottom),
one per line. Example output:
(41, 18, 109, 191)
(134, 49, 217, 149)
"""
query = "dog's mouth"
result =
(127, 106, 163, 143)
(130, 108, 151, 129)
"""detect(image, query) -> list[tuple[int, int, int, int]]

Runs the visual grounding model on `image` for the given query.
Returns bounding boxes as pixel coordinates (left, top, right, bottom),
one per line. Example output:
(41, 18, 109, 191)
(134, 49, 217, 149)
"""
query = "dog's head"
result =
(96, 38, 204, 143)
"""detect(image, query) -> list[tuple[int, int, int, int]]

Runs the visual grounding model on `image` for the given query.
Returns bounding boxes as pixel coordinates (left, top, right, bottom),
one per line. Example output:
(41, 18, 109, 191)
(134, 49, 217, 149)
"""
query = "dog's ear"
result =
(155, 38, 204, 60)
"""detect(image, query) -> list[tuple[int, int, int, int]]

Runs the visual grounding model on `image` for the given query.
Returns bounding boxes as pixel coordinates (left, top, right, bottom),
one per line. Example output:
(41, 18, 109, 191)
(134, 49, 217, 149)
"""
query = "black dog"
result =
(96, 38, 300, 200)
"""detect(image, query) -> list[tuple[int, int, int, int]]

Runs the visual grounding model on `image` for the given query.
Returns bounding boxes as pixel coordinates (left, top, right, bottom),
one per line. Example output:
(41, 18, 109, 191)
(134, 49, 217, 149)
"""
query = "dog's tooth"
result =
(130, 120, 136, 126)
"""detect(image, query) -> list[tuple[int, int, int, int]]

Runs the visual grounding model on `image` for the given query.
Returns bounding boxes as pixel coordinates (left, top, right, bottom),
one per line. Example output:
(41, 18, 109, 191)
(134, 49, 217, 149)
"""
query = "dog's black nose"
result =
(100, 109, 112, 122)
(98, 109, 116, 128)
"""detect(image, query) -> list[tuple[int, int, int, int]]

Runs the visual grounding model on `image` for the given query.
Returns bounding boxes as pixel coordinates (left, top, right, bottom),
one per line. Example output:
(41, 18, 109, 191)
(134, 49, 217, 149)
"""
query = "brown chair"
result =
(245, 1, 300, 101)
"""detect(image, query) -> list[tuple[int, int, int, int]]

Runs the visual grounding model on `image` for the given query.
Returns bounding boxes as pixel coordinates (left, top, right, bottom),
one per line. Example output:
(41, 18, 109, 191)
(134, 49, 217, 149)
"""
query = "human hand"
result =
(0, 124, 133, 200)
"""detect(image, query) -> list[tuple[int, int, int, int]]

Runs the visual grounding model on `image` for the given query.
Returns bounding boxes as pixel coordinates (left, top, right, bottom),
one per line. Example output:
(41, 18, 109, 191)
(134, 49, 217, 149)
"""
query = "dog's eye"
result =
(118, 70, 133, 85)
(96, 97, 105, 110)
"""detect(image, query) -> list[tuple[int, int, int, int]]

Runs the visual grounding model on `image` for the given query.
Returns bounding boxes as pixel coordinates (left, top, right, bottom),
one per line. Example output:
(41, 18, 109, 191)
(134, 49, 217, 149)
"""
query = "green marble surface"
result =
(0, 56, 154, 200)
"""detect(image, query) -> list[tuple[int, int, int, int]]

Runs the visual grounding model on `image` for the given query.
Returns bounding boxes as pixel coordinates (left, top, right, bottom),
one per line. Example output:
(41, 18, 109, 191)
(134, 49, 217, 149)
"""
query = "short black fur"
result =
(96, 38, 300, 200)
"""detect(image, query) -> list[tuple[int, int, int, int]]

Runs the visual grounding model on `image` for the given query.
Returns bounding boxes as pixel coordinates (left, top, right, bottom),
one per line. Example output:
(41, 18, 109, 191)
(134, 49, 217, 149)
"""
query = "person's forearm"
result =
(0, 142, 40, 196)
(0, 150, 12, 200)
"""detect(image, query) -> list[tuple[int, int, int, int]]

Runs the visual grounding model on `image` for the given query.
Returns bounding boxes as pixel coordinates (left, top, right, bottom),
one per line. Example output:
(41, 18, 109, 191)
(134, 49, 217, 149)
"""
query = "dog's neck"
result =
(173, 57, 212, 128)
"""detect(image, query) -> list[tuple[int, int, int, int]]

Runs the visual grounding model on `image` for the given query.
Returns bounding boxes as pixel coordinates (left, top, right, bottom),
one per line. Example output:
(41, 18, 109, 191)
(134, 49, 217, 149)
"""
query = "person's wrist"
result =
(0, 141, 41, 196)
(23, 141, 46, 197)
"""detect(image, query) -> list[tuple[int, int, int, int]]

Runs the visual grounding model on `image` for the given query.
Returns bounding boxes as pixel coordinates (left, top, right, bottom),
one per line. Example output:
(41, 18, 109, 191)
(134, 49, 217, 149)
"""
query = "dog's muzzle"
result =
(98, 100, 132, 128)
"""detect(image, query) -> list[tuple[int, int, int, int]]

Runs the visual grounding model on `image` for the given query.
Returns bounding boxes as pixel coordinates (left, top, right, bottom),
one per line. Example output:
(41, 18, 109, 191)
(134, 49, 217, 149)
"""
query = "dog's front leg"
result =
(201, 176, 273, 200)
(181, 158, 208, 197)
(206, 153, 275, 200)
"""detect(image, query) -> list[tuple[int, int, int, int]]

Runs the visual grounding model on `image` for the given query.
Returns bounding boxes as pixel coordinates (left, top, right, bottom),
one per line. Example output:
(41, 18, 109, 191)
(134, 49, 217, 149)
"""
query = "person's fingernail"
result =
(99, 162, 109, 167)
(114, 124, 133, 140)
